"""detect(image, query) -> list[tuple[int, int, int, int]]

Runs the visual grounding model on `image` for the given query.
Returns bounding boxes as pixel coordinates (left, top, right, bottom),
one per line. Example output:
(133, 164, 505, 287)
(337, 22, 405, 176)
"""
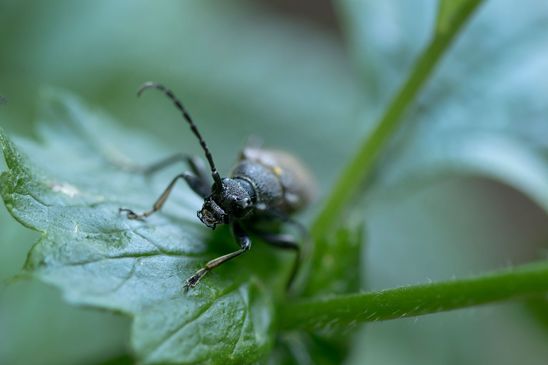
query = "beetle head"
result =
(197, 178, 253, 229)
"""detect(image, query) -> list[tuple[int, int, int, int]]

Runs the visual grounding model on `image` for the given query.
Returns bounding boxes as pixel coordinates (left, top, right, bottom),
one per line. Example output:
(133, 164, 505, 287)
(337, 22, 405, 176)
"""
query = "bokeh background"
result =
(1, 1, 548, 364)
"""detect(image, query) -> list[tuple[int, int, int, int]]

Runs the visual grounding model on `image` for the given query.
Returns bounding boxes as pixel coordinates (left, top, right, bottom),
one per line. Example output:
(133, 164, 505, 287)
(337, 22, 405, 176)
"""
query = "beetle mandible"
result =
(120, 82, 315, 289)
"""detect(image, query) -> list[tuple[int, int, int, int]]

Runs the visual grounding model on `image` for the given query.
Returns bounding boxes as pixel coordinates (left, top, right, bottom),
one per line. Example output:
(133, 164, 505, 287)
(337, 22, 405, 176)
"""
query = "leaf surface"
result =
(339, 0, 548, 209)
(0, 91, 278, 365)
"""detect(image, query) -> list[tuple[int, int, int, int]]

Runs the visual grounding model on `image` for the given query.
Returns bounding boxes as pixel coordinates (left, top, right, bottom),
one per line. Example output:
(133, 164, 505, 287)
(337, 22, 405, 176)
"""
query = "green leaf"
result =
(525, 296, 548, 332)
(340, 0, 548, 213)
(280, 259, 548, 331)
(0, 91, 280, 365)
(269, 225, 364, 365)
(312, 0, 482, 238)
(302, 224, 363, 297)
(267, 332, 350, 365)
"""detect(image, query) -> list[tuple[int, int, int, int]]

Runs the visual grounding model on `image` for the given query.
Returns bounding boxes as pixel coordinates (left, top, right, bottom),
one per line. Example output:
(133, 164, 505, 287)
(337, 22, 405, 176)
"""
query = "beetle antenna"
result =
(137, 82, 222, 185)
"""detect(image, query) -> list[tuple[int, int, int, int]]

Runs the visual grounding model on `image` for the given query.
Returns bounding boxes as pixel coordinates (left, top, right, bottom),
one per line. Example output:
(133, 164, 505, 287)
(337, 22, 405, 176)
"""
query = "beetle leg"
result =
(139, 152, 188, 175)
(251, 210, 308, 290)
(251, 230, 301, 290)
(120, 173, 189, 219)
(119, 152, 185, 174)
(181, 171, 211, 198)
(125, 153, 210, 185)
(184, 155, 212, 191)
(119, 155, 213, 219)
(184, 222, 251, 289)
(145, 155, 211, 197)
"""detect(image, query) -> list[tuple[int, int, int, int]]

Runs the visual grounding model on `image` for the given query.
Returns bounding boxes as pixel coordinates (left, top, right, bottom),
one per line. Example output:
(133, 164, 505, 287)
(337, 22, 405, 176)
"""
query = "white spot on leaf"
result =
(51, 182, 80, 197)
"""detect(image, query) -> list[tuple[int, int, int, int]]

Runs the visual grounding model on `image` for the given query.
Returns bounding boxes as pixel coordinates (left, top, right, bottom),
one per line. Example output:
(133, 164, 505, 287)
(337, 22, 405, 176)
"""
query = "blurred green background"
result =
(1, 1, 548, 364)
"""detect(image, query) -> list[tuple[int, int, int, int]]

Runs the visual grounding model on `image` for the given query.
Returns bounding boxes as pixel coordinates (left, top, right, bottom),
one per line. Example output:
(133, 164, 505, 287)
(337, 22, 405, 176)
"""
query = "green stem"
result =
(281, 260, 548, 331)
(312, 0, 483, 238)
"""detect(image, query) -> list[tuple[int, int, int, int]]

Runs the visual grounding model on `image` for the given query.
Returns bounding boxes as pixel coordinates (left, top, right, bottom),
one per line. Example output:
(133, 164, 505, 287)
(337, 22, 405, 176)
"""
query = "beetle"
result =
(120, 82, 315, 289)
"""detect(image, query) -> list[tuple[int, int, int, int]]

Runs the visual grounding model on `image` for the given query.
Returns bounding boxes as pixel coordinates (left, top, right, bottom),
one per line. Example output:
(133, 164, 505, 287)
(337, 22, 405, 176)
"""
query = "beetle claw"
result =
(119, 207, 146, 221)
(183, 268, 209, 290)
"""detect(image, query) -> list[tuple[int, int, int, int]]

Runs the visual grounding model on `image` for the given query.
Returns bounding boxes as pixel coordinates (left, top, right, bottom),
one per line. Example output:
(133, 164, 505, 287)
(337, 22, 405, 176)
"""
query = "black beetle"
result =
(120, 82, 314, 289)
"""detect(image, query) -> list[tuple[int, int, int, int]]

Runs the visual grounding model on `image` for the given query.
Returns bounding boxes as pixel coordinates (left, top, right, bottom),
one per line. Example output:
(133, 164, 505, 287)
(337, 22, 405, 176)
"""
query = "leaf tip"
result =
(0, 127, 22, 171)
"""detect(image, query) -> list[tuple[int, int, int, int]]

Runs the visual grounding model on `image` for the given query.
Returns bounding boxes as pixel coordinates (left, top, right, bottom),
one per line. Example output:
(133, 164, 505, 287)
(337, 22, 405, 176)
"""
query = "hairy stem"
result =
(281, 260, 548, 331)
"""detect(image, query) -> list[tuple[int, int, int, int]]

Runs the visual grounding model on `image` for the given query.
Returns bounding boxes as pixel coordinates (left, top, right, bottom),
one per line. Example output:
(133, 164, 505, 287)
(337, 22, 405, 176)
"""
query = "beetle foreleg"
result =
(184, 222, 251, 289)
(119, 173, 188, 219)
